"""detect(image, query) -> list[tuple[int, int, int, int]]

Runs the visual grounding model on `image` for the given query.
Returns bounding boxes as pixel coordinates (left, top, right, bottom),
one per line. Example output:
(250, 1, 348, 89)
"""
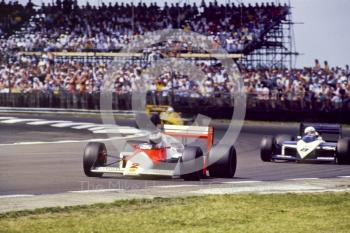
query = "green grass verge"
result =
(1, 193, 350, 233)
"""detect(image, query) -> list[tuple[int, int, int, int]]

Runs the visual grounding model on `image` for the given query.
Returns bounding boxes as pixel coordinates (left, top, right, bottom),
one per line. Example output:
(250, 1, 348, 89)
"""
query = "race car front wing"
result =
(274, 141, 337, 162)
(91, 166, 175, 177)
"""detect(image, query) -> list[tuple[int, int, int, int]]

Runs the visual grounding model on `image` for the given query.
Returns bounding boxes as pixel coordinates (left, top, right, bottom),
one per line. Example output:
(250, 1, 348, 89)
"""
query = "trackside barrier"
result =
(0, 107, 136, 116)
(0, 92, 350, 123)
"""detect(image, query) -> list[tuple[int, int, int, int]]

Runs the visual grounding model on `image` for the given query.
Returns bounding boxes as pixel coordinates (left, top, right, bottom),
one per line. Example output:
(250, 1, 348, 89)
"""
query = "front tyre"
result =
(260, 136, 275, 162)
(336, 138, 350, 165)
(208, 145, 237, 178)
(83, 142, 107, 177)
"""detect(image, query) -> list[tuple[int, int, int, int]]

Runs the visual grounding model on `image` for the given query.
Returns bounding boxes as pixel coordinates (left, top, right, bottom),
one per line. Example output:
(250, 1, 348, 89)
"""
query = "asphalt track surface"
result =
(0, 114, 350, 195)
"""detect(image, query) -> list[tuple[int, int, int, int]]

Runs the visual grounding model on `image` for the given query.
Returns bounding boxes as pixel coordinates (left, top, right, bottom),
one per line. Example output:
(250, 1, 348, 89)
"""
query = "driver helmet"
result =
(149, 132, 162, 144)
(304, 126, 316, 136)
(167, 107, 174, 113)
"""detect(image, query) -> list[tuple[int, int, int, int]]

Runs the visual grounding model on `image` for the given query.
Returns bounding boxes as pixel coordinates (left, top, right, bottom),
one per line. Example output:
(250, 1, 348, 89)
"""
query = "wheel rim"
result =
(99, 149, 107, 165)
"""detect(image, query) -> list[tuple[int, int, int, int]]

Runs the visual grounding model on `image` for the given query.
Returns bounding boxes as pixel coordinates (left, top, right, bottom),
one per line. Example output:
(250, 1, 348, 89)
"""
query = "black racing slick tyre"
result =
(208, 145, 237, 178)
(336, 138, 350, 165)
(180, 146, 203, 181)
(260, 136, 275, 162)
(83, 142, 107, 177)
(274, 134, 293, 154)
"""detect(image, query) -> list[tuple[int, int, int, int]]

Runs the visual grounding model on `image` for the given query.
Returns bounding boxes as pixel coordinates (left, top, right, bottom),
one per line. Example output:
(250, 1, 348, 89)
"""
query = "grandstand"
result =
(1, 0, 296, 68)
(242, 2, 298, 69)
(0, 0, 349, 122)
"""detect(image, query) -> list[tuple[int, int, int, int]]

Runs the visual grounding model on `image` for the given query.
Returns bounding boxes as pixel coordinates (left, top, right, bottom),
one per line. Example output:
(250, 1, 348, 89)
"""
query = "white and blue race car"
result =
(260, 123, 350, 164)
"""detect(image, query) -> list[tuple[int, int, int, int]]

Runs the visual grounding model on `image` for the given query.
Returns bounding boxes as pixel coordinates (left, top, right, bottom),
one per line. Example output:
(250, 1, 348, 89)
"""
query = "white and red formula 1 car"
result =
(83, 125, 237, 181)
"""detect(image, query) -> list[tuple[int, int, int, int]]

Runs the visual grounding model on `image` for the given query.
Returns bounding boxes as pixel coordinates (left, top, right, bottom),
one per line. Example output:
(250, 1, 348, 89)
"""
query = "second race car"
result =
(260, 123, 350, 164)
(146, 105, 194, 125)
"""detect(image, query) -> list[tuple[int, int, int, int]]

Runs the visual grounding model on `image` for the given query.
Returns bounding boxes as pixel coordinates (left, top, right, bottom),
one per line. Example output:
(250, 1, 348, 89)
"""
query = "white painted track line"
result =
(221, 180, 262, 184)
(93, 129, 141, 134)
(0, 134, 144, 146)
(27, 120, 69, 125)
(0, 194, 35, 198)
(15, 140, 86, 145)
(286, 178, 319, 181)
(0, 117, 16, 120)
(88, 126, 106, 131)
(338, 176, 350, 178)
(0, 117, 140, 135)
(51, 122, 91, 128)
(1, 119, 40, 124)
(0, 139, 100, 146)
(72, 124, 98, 129)
(93, 130, 118, 134)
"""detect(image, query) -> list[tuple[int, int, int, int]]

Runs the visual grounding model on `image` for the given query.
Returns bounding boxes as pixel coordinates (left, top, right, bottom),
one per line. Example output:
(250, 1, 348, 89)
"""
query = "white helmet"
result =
(149, 132, 162, 144)
(167, 107, 174, 113)
(304, 126, 316, 135)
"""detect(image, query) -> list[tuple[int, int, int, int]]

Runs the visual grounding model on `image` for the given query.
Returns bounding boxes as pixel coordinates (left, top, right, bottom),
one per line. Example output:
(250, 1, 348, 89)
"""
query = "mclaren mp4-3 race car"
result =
(260, 123, 350, 164)
(83, 125, 237, 181)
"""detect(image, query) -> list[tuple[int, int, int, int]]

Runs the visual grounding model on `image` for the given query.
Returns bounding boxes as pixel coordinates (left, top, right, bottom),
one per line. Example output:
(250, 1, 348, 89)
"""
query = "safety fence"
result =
(0, 91, 232, 109)
(0, 92, 349, 123)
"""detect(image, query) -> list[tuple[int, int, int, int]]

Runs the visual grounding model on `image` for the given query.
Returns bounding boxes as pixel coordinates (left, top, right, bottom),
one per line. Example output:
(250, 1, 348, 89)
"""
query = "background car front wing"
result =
(272, 154, 336, 162)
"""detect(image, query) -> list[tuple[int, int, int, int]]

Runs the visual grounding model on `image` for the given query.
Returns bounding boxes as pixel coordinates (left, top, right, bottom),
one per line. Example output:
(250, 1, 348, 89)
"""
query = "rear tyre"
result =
(274, 134, 293, 154)
(83, 142, 107, 177)
(336, 138, 350, 165)
(180, 146, 203, 181)
(208, 145, 237, 178)
(260, 136, 275, 162)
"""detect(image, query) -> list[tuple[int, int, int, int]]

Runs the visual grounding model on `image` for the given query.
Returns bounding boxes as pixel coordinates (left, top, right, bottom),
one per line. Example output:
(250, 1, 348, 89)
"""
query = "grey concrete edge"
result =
(1, 178, 350, 214)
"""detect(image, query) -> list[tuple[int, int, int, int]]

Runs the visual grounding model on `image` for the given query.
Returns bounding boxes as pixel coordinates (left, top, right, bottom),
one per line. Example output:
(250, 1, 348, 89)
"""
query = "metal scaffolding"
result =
(240, 4, 298, 69)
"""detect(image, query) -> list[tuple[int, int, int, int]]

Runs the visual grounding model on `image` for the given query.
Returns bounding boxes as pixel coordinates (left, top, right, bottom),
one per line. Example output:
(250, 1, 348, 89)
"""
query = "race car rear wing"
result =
(146, 105, 172, 113)
(299, 123, 342, 141)
(163, 124, 214, 151)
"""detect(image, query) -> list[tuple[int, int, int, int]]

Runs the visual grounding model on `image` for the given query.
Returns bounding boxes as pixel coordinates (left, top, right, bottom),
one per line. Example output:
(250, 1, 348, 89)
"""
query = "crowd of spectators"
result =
(0, 57, 349, 111)
(0, 1, 348, 112)
(243, 60, 350, 111)
(0, 55, 233, 96)
(0, 0, 289, 53)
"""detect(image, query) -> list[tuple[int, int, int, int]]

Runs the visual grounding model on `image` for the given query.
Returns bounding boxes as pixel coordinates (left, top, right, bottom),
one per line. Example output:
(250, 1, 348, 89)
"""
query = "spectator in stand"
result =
(324, 60, 330, 73)
(314, 59, 321, 71)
